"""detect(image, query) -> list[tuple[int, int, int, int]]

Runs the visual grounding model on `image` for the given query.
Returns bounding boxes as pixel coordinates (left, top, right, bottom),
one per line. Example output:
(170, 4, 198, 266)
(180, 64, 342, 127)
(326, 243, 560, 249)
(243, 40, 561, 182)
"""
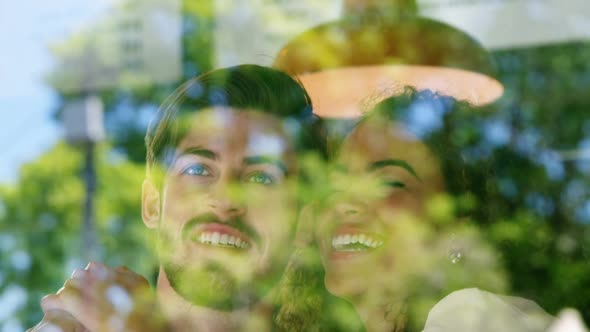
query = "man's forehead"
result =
(178, 106, 287, 132)
(246, 132, 288, 156)
(177, 107, 292, 156)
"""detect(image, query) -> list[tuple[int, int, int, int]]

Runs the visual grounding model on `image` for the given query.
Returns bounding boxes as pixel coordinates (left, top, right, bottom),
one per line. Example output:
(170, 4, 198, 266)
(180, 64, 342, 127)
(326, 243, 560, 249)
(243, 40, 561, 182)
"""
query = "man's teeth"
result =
(198, 232, 250, 249)
(331, 233, 383, 251)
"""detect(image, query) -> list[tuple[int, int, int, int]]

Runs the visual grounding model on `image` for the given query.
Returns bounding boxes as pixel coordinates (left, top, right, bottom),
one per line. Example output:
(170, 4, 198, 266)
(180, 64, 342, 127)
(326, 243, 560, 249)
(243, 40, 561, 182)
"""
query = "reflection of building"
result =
(214, 0, 590, 68)
(119, 13, 145, 73)
(421, 0, 590, 49)
(214, 0, 590, 120)
(213, 0, 342, 67)
(47, 0, 181, 93)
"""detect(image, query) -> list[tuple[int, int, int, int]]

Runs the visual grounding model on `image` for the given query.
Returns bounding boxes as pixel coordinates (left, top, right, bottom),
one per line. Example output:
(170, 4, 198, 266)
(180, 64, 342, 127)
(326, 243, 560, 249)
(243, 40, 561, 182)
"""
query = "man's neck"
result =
(155, 268, 274, 332)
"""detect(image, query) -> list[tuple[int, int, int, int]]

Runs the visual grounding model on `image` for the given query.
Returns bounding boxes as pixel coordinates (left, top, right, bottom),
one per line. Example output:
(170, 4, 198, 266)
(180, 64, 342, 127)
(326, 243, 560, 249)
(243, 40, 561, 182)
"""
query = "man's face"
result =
(150, 107, 298, 309)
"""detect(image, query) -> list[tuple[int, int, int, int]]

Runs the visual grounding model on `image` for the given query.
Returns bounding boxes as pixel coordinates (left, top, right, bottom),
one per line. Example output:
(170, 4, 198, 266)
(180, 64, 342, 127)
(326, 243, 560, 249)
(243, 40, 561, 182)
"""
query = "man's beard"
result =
(157, 212, 290, 311)
(164, 261, 258, 311)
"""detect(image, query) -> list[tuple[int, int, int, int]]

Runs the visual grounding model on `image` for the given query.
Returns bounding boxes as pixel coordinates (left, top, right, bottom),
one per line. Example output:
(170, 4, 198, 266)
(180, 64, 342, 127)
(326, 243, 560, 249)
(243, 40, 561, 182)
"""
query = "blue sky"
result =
(0, 0, 115, 185)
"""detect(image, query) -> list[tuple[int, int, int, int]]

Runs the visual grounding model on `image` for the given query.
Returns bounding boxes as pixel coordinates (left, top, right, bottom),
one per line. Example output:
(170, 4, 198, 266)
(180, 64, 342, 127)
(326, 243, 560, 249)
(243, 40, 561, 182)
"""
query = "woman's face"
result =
(316, 116, 445, 299)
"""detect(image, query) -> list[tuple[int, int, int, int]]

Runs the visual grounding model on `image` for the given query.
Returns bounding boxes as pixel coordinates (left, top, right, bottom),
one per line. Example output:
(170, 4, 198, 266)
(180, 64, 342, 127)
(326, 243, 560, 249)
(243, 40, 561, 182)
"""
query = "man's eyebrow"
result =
(369, 159, 421, 180)
(179, 147, 218, 160)
(243, 156, 288, 175)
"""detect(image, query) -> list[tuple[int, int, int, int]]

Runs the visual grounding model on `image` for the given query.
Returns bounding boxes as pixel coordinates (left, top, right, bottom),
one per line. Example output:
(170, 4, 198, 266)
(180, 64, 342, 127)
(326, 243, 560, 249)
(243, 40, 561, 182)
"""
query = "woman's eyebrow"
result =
(368, 159, 421, 180)
(243, 156, 288, 175)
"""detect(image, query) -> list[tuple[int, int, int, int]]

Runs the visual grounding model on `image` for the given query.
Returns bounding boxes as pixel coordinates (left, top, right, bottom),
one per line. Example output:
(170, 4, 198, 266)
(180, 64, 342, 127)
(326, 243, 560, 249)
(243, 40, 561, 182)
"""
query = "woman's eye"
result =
(384, 180, 408, 191)
(245, 172, 275, 185)
(182, 164, 211, 176)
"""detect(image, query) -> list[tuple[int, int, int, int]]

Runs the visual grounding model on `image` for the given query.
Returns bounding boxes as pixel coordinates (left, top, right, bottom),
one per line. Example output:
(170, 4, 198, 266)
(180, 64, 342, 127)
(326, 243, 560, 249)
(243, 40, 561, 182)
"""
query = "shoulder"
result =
(423, 288, 553, 332)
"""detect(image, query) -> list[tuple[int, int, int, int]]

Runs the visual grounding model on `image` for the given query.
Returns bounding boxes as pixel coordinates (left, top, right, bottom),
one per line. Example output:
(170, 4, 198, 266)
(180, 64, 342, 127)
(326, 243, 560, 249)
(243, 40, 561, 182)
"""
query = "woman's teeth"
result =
(197, 232, 250, 249)
(331, 233, 383, 251)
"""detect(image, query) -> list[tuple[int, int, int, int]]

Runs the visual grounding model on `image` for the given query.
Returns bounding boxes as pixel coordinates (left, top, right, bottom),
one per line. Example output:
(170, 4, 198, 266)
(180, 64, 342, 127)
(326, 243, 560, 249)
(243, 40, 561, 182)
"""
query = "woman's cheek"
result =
(381, 194, 424, 219)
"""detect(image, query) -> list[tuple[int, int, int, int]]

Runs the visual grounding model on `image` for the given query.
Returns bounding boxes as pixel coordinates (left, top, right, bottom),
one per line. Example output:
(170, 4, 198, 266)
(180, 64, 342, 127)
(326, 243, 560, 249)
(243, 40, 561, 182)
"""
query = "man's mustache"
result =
(181, 212, 261, 248)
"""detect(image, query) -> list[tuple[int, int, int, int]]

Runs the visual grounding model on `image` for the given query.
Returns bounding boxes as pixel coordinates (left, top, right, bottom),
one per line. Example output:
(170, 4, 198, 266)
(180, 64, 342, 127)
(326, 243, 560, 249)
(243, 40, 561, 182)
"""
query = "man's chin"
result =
(164, 262, 258, 311)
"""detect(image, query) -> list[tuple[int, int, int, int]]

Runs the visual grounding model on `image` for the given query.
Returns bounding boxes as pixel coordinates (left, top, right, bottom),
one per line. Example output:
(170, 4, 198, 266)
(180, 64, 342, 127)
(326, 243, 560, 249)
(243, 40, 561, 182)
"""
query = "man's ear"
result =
(142, 179, 160, 229)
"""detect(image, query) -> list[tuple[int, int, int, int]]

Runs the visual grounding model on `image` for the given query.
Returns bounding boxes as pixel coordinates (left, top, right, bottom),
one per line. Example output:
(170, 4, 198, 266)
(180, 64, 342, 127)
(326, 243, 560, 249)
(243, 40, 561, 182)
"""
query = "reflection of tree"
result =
(0, 143, 153, 327)
(47, 0, 211, 162)
(4, 2, 216, 328)
(3, 0, 590, 328)
(482, 42, 590, 322)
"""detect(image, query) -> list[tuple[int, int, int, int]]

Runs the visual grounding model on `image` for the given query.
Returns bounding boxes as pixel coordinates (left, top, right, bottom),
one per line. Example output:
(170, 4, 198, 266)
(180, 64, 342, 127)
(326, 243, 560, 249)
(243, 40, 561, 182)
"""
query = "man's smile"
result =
(181, 213, 260, 252)
(191, 223, 253, 250)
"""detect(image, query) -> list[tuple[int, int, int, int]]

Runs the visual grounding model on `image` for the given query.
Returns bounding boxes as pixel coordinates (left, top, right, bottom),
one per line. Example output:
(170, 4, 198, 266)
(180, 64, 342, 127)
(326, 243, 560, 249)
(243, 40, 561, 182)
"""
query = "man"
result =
(32, 65, 327, 331)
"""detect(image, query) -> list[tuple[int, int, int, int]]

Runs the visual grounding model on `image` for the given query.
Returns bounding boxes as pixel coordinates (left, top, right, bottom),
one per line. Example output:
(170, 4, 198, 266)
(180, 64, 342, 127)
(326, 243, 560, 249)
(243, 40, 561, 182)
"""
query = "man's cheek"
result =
(247, 186, 296, 218)
(249, 211, 294, 271)
(156, 221, 194, 265)
(166, 193, 207, 217)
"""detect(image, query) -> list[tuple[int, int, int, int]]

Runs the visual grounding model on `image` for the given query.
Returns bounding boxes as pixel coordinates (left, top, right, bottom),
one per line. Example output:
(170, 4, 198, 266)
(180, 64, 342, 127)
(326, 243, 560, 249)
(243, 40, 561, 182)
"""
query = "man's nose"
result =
(207, 181, 247, 221)
(208, 198, 246, 220)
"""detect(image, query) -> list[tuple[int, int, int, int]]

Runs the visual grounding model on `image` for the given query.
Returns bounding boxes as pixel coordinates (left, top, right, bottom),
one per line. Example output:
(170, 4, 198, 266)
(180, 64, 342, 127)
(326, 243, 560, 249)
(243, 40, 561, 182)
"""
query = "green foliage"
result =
(480, 42, 590, 321)
(7, 0, 590, 328)
(0, 143, 154, 327)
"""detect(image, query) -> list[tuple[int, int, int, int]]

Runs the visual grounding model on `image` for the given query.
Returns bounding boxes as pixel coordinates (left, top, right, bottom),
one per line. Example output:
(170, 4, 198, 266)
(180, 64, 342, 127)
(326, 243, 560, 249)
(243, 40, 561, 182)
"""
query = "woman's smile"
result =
(327, 225, 385, 260)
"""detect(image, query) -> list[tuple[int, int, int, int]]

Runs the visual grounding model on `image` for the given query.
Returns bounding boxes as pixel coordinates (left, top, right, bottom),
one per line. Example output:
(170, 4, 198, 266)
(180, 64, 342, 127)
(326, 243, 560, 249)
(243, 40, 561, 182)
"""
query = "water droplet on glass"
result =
(448, 233, 463, 264)
(449, 250, 462, 264)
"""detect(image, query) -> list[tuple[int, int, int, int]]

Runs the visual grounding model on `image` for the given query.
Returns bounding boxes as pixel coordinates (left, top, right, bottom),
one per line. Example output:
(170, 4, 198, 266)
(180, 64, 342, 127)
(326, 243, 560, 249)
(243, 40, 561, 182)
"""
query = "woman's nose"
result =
(337, 201, 367, 217)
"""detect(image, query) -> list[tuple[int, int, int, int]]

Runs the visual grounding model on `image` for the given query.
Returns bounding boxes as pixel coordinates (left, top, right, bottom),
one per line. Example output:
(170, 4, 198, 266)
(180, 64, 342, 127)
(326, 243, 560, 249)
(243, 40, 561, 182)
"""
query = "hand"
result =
(40, 262, 166, 332)
(28, 309, 89, 332)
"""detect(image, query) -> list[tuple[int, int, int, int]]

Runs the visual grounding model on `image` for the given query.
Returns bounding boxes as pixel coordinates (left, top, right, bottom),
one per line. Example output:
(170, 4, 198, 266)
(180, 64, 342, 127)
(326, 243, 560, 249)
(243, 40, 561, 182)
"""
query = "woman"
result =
(324, 88, 551, 331)
(282, 88, 550, 331)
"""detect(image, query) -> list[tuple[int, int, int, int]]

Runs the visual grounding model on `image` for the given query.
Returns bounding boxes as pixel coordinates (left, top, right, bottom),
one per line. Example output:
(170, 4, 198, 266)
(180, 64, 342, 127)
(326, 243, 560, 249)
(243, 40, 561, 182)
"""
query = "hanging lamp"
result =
(274, 0, 504, 118)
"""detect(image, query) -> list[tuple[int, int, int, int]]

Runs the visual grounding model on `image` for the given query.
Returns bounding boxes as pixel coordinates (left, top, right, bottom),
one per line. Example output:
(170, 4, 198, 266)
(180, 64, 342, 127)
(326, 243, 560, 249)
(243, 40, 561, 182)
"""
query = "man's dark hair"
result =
(145, 64, 327, 180)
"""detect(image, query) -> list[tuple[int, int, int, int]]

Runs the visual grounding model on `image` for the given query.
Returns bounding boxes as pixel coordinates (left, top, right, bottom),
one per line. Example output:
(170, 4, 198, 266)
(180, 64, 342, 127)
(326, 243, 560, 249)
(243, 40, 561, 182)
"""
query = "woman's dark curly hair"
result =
(361, 87, 495, 210)
(274, 88, 495, 331)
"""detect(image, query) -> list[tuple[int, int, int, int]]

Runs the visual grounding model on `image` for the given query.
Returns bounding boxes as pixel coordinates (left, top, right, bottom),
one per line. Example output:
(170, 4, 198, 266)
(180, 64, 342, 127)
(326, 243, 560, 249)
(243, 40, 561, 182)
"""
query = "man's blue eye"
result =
(183, 164, 210, 176)
(246, 172, 275, 185)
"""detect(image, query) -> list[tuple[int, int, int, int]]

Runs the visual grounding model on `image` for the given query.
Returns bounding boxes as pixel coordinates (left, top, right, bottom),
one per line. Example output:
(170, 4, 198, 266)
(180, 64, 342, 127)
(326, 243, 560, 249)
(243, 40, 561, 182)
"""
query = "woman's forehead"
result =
(344, 120, 418, 153)
(338, 118, 444, 190)
(340, 119, 438, 170)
